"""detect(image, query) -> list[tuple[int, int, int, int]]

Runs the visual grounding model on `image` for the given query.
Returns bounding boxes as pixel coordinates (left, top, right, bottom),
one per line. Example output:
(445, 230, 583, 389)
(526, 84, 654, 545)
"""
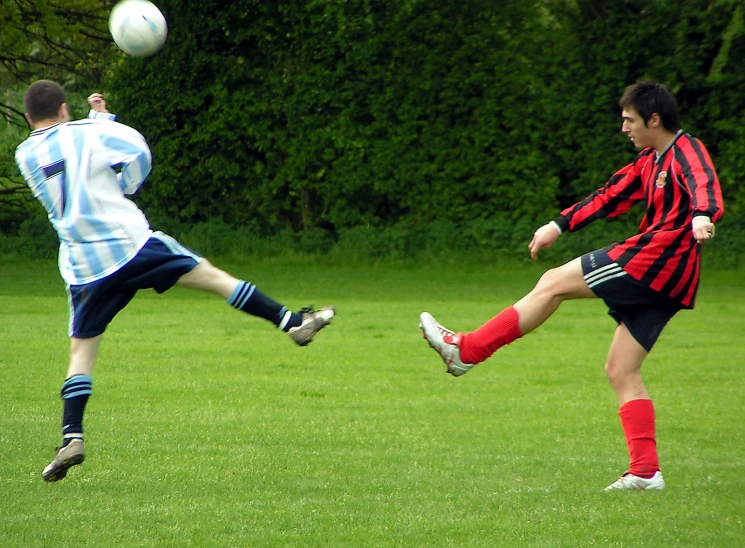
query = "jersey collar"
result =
(654, 130, 684, 164)
(30, 122, 63, 136)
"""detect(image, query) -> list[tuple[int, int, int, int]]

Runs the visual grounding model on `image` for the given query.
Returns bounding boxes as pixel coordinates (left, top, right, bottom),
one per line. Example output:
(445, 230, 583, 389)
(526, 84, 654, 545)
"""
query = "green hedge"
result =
(101, 0, 745, 233)
(3, 213, 741, 269)
(3, 1, 744, 245)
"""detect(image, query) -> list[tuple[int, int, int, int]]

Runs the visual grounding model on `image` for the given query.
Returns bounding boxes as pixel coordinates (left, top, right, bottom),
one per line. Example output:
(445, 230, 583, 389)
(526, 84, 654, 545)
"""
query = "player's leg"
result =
(60, 335, 100, 445)
(42, 335, 101, 482)
(175, 258, 241, 298)
(43, 272, 138, 483)
(603, 323, 664, 490)
(603, 300, 679, 491)
(514, 255, 597, 330)
(605, 323, 650, 405)
(175, 257, 334, 346)
(467, 255, 596, 356)
(420, 256, 595, 375)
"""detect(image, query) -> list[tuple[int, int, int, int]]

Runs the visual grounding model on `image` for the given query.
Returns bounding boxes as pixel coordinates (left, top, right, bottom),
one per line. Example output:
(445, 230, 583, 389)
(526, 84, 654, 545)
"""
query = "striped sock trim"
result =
(277, 309, 292, 331)
(227, 281, 257, 310)
(61, 374, 92, 399)
(584, 263, 627, 289)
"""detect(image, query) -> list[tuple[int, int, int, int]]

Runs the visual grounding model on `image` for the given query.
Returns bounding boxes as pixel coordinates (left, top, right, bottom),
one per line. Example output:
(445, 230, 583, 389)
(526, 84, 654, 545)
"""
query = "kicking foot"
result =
(288, 306, 336, 346)
(419, 312, 474, 376)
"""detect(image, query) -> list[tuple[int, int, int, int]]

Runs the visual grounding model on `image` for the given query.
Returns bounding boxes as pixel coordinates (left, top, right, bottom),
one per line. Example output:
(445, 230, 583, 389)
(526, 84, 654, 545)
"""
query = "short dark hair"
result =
(24, 80, 66, 122)
(619, 81, 680, 133)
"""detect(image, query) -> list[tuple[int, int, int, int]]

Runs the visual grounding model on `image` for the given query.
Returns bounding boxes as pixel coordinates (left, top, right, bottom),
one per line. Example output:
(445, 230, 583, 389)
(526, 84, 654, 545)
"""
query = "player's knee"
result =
(533, 267, 564, 298)
(604, 359, 620, 386)
(604, 357, 636, 388)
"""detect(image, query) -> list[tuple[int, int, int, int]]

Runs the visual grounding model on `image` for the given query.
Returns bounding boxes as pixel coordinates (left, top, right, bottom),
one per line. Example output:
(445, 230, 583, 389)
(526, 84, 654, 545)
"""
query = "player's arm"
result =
(98, 122, 153, 195)
(557, 161, 645, 232)
(676, 139, 724, 243)
(86, 93, 152, 194)
(528, 159, 645, 259)
(87, 93, 116, 121)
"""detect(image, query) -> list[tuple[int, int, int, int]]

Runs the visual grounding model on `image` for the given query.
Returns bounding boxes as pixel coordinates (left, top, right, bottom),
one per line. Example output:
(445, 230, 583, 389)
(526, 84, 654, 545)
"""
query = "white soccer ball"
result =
(109, 0, 168, 57)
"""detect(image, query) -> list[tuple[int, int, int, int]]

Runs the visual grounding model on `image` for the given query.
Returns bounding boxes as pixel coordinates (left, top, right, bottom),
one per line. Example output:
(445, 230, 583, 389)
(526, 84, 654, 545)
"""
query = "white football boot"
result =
(604, 471, 665, 491)
(419, 312, 474, 376)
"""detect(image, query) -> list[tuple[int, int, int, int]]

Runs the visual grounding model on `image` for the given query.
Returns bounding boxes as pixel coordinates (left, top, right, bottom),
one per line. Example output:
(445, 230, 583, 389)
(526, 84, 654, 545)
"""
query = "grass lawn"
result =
(1, 256, 743, 547)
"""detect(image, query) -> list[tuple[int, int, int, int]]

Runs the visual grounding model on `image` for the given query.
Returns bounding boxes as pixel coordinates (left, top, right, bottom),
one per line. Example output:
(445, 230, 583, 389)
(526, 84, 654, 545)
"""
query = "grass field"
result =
(1, 256, 743, 547)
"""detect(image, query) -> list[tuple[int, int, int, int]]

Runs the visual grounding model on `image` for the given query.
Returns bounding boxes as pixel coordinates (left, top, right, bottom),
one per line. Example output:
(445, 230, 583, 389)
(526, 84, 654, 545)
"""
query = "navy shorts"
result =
(581, 249, 681, 352)
(67, 232, 202, 338)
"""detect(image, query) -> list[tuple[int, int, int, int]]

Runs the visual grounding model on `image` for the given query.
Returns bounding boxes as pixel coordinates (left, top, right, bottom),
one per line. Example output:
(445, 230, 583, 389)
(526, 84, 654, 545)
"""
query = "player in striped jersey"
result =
(15, 80, 336, 482)
(420, 81, 724, 491)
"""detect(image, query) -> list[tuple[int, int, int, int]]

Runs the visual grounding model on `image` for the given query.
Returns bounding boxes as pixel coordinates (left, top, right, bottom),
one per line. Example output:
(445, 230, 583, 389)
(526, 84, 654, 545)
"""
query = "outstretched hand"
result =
(87, 93, 109, 113)
(528, 223, 561, 260)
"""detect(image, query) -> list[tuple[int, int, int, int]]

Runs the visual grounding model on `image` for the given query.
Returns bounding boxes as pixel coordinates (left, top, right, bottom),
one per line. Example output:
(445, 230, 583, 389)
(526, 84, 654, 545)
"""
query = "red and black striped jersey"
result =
(554, 131, 724, 308)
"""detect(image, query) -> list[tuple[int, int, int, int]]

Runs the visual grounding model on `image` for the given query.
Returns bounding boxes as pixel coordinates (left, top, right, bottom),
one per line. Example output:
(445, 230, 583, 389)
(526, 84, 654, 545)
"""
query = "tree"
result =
(0, 0, 115, 127)
(0, 0, 119, 228)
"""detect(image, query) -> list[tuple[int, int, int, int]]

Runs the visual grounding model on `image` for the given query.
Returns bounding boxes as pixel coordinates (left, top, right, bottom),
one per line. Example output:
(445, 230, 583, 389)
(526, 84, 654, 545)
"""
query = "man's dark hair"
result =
(24, 80, 66, 123)
(619, 81, 680, 133)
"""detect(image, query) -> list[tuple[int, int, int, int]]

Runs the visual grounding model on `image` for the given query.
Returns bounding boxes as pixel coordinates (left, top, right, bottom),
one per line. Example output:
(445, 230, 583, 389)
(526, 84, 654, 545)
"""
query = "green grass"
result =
(1, 257, 743, 547)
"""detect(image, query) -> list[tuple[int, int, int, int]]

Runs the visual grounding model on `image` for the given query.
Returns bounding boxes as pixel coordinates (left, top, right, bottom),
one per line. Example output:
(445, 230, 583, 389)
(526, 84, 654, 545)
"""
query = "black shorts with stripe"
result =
(67, 232, 202, 339)
(581, 249, 682, 352)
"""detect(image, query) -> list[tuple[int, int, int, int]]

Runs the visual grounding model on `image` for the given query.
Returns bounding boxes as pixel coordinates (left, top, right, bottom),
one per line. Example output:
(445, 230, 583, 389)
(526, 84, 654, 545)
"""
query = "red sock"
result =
(459, 306, 522, 364)
(619, 399, 660, 478)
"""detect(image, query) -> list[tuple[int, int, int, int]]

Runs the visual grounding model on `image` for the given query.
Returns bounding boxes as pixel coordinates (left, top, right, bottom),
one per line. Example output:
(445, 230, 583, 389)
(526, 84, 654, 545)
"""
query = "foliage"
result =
(0, 124, 33, 232)
(0, 0, 117, 125)
(4, 209, 742, 272)
(2, 0, 744, 243)
(106, 0, 563, 231)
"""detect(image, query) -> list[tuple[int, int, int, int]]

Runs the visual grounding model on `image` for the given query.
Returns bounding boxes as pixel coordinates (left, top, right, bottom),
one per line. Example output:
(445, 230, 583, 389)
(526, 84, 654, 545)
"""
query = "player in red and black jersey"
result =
(419, 81, 724, 491)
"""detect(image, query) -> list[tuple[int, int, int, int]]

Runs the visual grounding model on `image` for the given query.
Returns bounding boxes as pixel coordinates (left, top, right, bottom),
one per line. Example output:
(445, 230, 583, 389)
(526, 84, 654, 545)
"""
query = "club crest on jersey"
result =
(656, 171, 668, 188)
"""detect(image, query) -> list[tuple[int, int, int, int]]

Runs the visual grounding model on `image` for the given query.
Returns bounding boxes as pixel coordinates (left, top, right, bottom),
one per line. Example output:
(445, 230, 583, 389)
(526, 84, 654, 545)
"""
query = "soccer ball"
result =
(109, 0, 168, 57)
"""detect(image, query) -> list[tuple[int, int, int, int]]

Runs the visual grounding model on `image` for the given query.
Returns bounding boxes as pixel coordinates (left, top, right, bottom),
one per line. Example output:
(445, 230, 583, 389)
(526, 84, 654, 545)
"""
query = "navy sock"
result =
(227, 281, 302, 331)
(60, 374, 92, 447)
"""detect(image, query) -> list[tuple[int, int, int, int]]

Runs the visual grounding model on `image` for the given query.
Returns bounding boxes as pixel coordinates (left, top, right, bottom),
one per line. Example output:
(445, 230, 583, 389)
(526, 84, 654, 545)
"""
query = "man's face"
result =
(621, 107, 654, 149)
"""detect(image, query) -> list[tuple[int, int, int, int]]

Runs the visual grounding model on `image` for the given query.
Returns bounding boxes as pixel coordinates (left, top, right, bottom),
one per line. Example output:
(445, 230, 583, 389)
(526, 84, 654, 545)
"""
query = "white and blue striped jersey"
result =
(15, 111, 154, 285)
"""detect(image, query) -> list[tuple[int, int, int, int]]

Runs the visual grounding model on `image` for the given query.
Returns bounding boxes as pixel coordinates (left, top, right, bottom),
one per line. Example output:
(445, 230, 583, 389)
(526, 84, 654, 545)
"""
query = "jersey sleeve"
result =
(675, 137, 724, 223)
(88, 110, 117, 121)
(96, 121, 153, 195)
(553, 157, 646, 232)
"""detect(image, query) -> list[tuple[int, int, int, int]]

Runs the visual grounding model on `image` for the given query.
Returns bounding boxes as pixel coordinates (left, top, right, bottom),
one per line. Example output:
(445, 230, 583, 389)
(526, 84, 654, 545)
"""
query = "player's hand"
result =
(528, 223, 561, 260)
(87, 93, 109, 113)
(692, 215, 715, 244)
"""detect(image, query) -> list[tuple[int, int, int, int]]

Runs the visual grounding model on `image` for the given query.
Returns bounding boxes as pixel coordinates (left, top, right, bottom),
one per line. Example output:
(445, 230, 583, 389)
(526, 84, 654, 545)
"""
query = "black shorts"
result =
(67, 232, 202, 338)
(581, 249, 681, 352)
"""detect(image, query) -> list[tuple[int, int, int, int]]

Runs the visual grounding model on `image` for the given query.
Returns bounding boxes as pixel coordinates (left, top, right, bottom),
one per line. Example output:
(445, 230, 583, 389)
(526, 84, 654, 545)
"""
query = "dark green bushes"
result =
(3, 1, 743, 266)
(3, 212, 740, 270)
(102, 0, 745, 234)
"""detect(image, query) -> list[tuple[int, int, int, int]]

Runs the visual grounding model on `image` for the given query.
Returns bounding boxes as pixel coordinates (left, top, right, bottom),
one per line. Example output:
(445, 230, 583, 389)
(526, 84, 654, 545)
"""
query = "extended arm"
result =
(105, 127, 152, 195)
(528, 159, 645, 259)
(88, 93, 152, 195)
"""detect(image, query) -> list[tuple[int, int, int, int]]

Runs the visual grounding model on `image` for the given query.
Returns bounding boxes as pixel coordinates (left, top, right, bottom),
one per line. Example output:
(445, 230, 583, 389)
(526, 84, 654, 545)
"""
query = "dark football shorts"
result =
(67, 232, 202, 338)
(581, 249, 682, 352)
